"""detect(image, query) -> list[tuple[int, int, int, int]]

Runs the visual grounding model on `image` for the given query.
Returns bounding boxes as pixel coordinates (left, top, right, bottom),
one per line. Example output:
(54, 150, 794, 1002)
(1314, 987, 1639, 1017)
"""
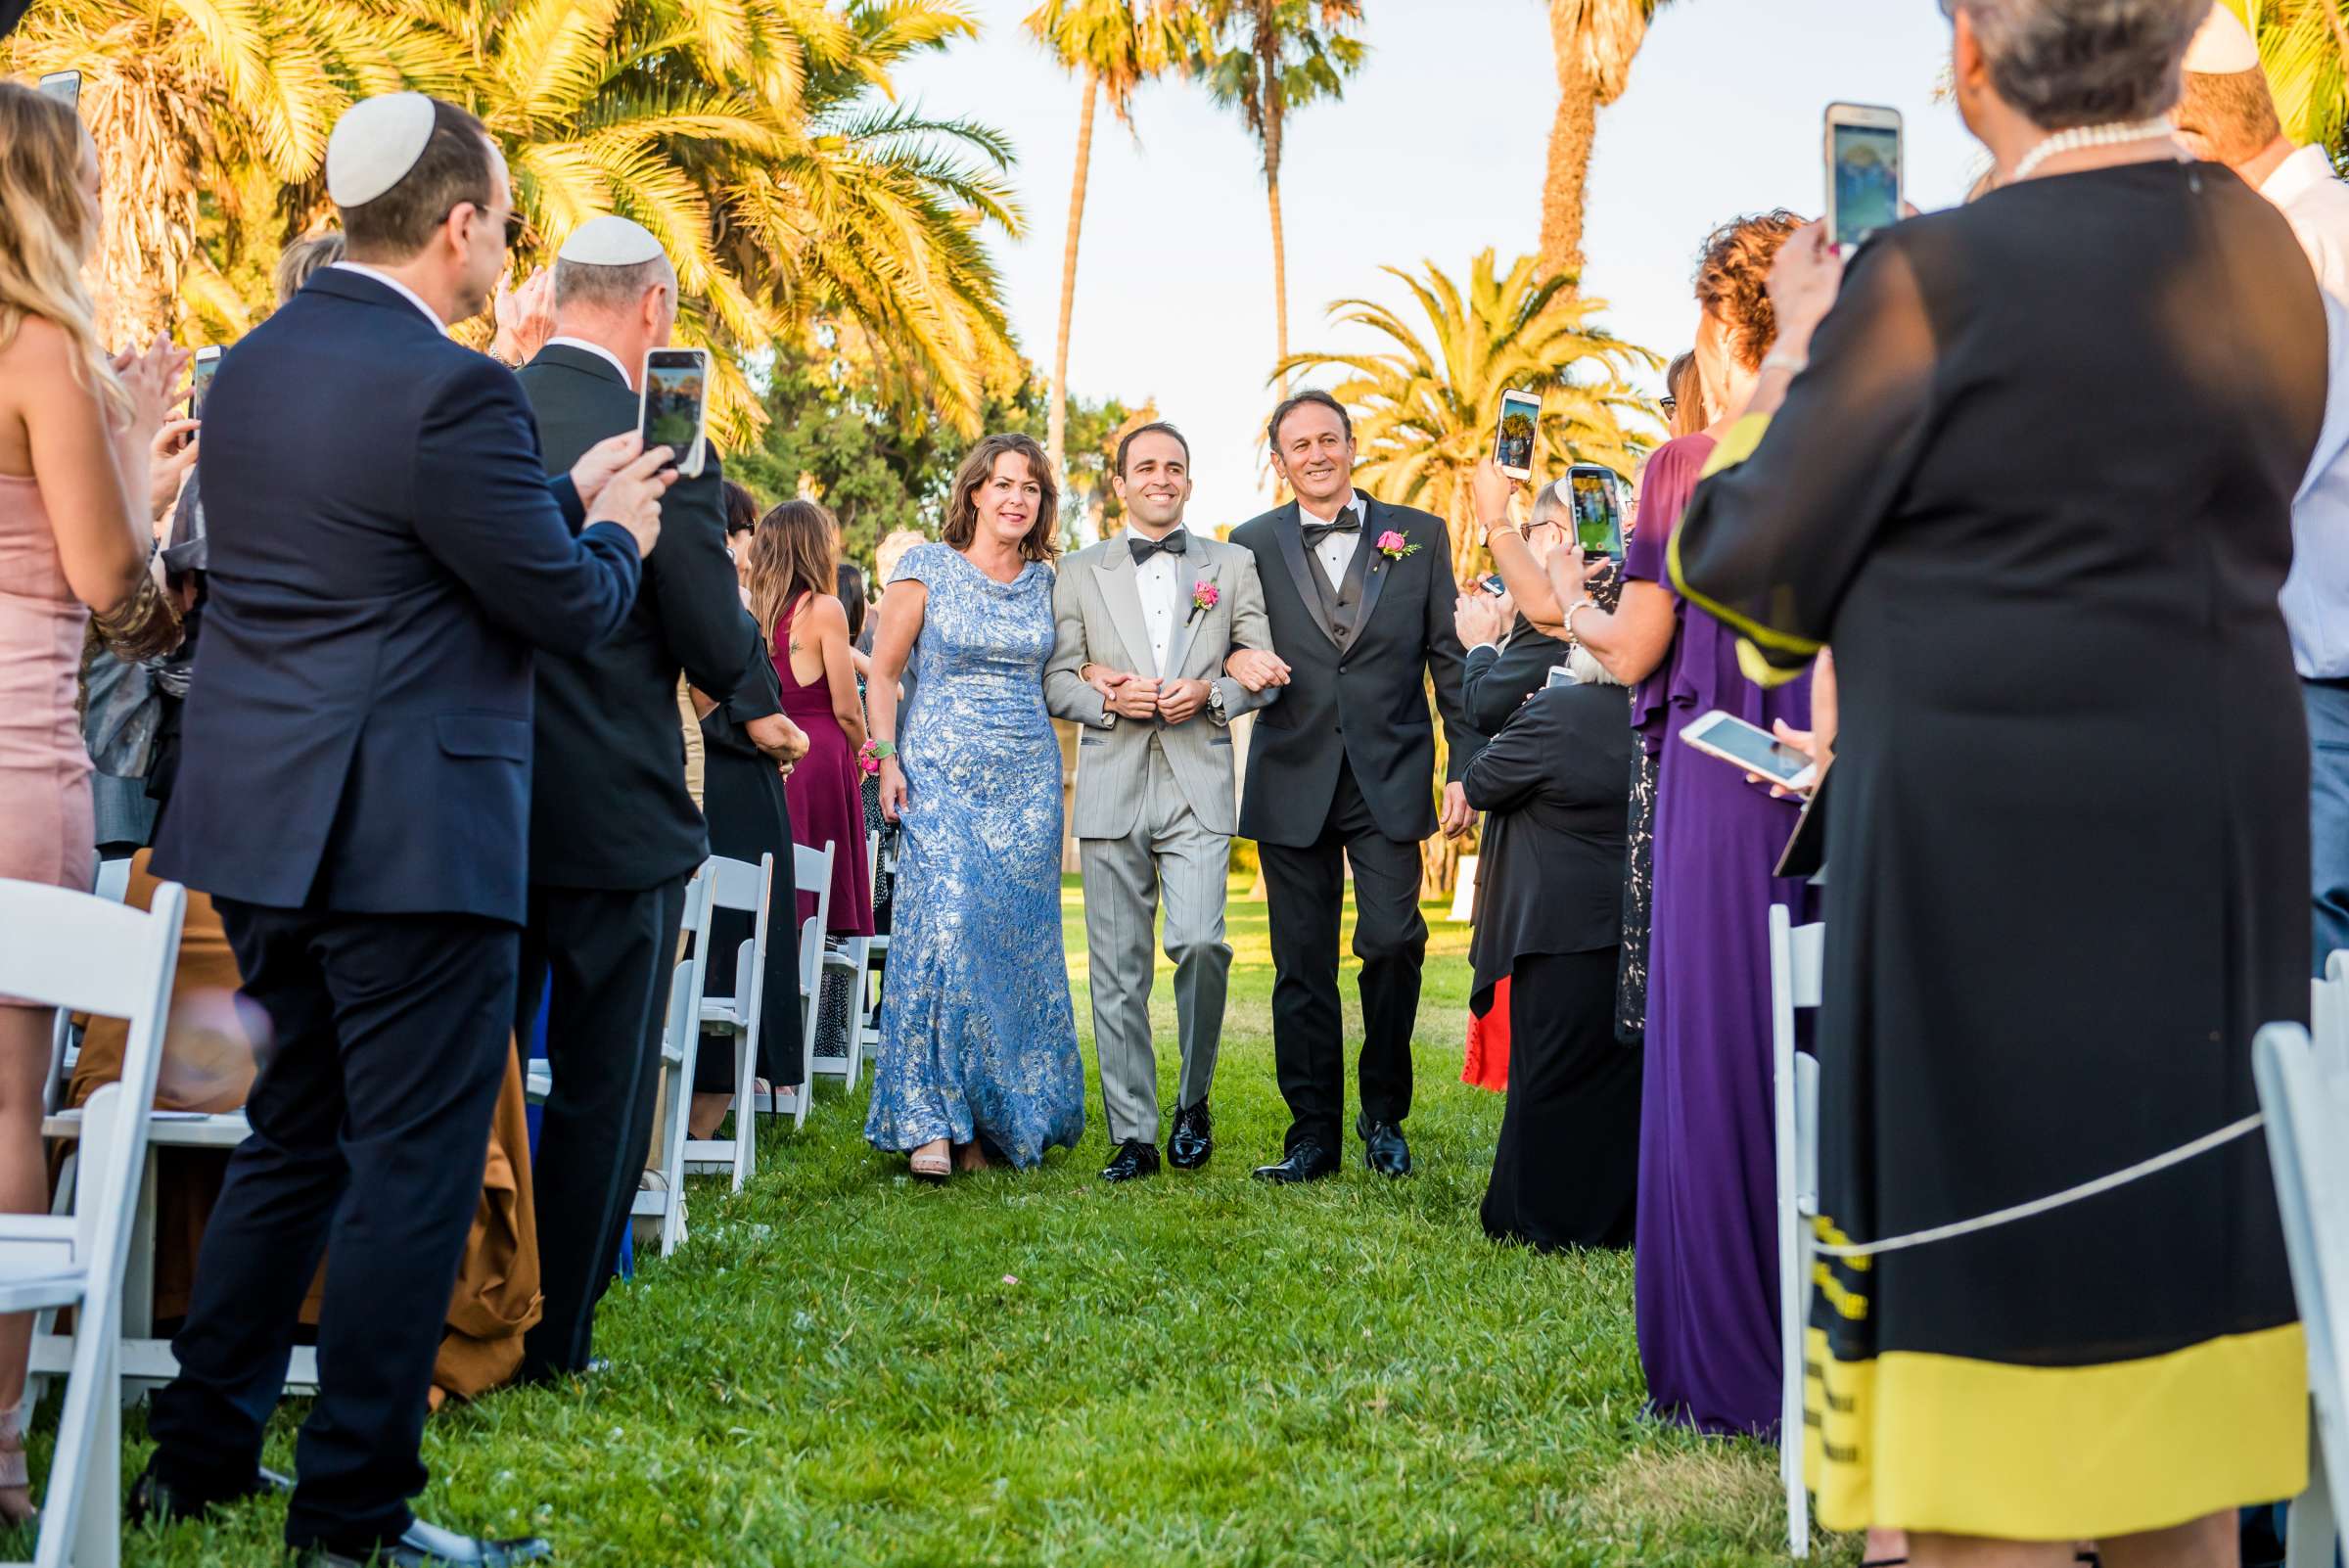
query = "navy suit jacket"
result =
(151, 268, 643, 922)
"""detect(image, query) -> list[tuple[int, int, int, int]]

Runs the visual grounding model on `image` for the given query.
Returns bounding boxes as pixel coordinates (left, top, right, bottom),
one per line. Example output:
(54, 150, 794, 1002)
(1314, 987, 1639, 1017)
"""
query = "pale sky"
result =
(894, 0, 1984, 531)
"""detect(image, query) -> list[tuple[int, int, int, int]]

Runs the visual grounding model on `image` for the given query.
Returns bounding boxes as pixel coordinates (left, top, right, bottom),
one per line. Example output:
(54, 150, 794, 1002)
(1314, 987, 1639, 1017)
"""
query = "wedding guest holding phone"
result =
(1452, 477, 1572, 744)
(1672, 0, 2321, 1558)
(0, 79, 186, 1524)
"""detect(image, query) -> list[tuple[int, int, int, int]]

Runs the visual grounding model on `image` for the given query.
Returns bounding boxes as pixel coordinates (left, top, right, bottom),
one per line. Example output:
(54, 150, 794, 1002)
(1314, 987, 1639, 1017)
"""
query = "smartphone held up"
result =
(639, 347, 711, 480)
(1566, 464, 1625, 559)
(187, 346, 221, 421)
(38, 70, 81, 110)
(1494, 388, 1540, 482)
(1825, 102, 1903, 253)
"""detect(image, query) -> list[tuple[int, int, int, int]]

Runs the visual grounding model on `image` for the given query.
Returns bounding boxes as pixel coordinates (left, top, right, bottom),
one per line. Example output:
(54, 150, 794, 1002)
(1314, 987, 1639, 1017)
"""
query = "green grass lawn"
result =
(88, 877, 1844, 1567)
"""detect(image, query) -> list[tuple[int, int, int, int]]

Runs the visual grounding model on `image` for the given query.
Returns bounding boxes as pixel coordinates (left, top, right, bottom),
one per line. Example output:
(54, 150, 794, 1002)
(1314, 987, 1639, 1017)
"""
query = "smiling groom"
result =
(1045, 421, 1285, 1182)
(1230, 389, 1474, 1184)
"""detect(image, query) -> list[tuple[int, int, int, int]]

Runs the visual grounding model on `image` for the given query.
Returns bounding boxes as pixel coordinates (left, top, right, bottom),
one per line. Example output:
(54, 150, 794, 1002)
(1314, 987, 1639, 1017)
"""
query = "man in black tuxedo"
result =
(509, 216, 801, 1382)
(1229, 390, 1475, 1182)
(142, 95, 674, 1566)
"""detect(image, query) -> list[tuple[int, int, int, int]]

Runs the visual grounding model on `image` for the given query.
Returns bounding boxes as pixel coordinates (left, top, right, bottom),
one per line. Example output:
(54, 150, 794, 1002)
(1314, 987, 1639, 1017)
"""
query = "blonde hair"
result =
(0, 83, 126, 419)
(874, 527, 927, 587)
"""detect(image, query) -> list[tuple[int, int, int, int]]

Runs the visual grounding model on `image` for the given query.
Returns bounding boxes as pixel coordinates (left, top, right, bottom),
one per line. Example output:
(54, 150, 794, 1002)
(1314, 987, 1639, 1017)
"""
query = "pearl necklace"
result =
(2008, 117, 2178, 184)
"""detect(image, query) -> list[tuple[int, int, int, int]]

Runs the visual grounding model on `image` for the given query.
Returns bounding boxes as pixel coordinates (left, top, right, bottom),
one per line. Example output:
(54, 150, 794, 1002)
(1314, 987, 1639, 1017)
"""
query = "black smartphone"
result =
(1568, 463, 1625, 558)
(638, 346, 710, 478)
(187, 346, 220, 421)
(38, 71, 81, 111)
(1480, 573, 1506, 598)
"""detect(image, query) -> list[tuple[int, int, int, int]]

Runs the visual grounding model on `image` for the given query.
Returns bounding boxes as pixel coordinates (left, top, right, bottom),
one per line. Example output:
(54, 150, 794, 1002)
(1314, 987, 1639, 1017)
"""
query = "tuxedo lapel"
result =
(1162, 554, 1219, 680)
(1092, 544, 1156, 675)
(1273, 504, 1341, 650)
(1354, 496, 1396, 636)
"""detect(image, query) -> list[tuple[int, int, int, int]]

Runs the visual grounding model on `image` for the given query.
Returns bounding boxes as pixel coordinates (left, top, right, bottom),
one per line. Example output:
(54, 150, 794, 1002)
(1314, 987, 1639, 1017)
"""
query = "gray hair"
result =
(273, 232, 345, 307)
(1530, 479, 1573, 533)
(1953, 0, 2206, 129)
(1567, 645, 1623, 688)
(552, 254, 674, 314)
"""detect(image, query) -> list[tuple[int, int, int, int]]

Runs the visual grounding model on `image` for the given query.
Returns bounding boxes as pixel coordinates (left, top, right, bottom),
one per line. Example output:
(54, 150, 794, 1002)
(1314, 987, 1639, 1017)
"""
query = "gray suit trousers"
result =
(1079, 743, 1232, 1144)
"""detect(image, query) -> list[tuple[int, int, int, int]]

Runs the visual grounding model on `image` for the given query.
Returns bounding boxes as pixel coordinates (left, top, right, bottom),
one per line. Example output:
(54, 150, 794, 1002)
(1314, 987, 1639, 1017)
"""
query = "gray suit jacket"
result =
(1044, 532, 1279, 839)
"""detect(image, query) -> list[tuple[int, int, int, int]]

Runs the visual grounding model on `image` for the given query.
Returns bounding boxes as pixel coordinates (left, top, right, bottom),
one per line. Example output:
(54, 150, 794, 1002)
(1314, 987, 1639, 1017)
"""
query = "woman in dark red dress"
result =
(746, 499, 873, 943)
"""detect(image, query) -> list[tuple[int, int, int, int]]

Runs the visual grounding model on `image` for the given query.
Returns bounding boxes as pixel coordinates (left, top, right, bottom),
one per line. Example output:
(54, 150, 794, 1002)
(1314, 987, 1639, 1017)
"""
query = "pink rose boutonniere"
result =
(1376, 530, 1420, 562)
(1188, 580, 1220, 623)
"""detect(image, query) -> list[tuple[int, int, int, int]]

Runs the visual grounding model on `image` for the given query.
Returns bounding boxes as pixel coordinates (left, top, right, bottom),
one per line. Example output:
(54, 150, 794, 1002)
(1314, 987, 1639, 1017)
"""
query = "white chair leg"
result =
(660, 1045, 693, 1257)
(121, 1147, 160, 1402)
(2288, 1411, 2336, 1568)
(71, 1331, 119, 1568)
(731, 1029, 753, 1193)
(844, 938, 872, 1087)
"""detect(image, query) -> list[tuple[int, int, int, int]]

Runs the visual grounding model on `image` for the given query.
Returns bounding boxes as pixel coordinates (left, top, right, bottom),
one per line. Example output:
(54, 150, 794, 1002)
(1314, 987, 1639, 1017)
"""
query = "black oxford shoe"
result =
(294, 1517, 553, 1567)
(128, 1458, 293, 1528)
(1167, 1099, 1213, 1170)
(1251, 1140, 1338, 1183)
(1101, 1139, 1161, 1182)
(1358, 1115, 1412, 1177)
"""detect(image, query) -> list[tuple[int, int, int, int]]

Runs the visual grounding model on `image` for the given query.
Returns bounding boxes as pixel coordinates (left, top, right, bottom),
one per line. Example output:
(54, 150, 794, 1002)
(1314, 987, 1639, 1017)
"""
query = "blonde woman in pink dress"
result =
(0, 82, 187, 1521)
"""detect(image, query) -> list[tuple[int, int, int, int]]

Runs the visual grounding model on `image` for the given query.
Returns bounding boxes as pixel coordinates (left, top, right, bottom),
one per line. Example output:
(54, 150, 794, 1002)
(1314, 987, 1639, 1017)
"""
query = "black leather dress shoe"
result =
(1359, 1115, 1412, 1177)
(1167, 1099, 1212, 1170)
(1251, 1140, 1337, 1183)
(128, 1458, 294, 1527)
(1100, 1139, 1161, 1182)
(294, 1517, 553, 1567)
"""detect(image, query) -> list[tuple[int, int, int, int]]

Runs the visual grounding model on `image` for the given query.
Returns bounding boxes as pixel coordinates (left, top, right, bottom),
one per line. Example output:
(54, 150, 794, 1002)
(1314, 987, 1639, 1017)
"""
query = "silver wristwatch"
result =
(1208, 683, 1227, 717)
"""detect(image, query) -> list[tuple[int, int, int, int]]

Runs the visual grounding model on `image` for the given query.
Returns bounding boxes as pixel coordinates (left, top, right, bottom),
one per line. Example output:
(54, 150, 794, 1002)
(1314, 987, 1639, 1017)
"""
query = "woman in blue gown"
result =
(863, 433, 1084, 1177)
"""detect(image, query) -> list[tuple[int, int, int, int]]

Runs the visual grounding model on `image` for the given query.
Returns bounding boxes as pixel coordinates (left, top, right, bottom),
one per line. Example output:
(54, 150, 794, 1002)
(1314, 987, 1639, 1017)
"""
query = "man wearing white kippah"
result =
(141, 93, 678, 1568)
(2178, 5, 2349, 975)
(509, 214, 804, 1385)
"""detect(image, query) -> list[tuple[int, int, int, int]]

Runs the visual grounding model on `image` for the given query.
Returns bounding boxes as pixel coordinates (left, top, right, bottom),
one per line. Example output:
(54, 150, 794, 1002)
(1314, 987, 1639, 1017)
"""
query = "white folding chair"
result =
(0, 875, 184, 1568)
(629, 867, 716, 1258)
(686, 854, 787, 1191)
(840, 828, 893, 1088)
(1768, 903, 1825, 1560)
(787, 844, 852, 1097)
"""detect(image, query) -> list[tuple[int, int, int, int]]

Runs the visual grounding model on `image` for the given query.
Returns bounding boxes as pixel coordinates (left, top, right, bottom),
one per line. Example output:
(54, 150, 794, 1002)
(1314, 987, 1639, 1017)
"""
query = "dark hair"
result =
(1116, 419, 1191, 477)
(944, 433, 1059, 563)
(1694, 211, 1803, 373)
(340, 98, 496, 263)
(2176, 67, 2283, 165)
(1267, 389, 1352, 449)
(721, 479, 760, 537)
(836, 563, 868, 642)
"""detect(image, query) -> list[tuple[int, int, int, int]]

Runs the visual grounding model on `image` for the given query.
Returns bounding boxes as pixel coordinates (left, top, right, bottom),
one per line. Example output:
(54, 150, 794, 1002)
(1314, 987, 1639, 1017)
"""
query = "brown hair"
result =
(2176, 67, 2283, 165)
(1267, 388, 1352, 449)
(273, 232, 346, 307)
(1665, 350, 1708, 438)
(1694, 210, 1803, 373)
(944, 434, 1059, 563)
(340, 98, 497, 262)
(0, 83, 124, 419)
(747, 497, 842, 645)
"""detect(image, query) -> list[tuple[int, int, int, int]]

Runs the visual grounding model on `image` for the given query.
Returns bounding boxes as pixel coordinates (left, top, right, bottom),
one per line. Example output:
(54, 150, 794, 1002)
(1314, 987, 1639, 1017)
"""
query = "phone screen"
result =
(1480, 574, 1506, 598)
(1494, 391, 1540, 475)
(1689, 715, 1812, 783)
(1831, 119, 1901, 250)
(1569, 467, 1623, 557)
(640, 351, 707, 466)
(188, 352, 219, 420)
(39, 71, 81, 110)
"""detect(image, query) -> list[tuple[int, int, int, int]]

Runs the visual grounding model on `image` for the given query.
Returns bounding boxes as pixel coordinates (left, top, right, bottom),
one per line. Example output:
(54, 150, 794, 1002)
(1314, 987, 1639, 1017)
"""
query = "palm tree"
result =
(2239, 0, 2349, 156)
(1541, 0, 1668, 283)
(1025, 0, 1201, 484)
(1277, 248, 1655, 586)
(1196, 0, 1364, 394)
(0, 0, 462, 341)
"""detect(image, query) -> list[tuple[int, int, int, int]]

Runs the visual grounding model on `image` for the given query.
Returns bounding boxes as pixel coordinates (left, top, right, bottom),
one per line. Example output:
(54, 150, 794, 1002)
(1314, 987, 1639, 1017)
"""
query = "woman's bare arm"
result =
(10, 320, 149, 613)
(867, 580, 926, 822)
(811, 594, 869, 755)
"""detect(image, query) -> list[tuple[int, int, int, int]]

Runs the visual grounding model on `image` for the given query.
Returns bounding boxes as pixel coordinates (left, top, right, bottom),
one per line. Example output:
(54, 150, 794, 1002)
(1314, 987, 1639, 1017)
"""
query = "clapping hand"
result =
(1225, 648, 1290, 692)
(492, 267, 556, 366)
(1454, 589, 1510, 649)
(115, 334, 192, 444)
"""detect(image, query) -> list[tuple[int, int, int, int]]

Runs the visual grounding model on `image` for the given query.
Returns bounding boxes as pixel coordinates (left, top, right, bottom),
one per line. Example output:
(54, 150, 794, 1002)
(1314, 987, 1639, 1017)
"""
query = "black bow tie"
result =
(1129, 530, 1188, 565)
(1300, 514, 1361, 547)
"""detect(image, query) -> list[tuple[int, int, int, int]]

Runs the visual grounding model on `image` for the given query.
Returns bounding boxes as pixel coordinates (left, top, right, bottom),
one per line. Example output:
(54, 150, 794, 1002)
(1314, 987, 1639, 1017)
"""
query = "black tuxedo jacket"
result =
(1229, 494, 1473, 847)
(154, 270, 641, 922)
(1463, 616, 1571, 741)
(513, 343, 779, 891)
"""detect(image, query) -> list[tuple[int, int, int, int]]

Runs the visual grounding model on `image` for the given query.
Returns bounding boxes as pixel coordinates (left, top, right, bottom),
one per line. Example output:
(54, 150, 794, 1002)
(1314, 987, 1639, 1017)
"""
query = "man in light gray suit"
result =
(1046, 422, 1289, 1182)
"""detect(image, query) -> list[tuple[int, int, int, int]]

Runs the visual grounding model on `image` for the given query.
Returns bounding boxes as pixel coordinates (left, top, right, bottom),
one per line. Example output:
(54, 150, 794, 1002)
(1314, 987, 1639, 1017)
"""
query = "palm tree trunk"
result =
(1265, 91, 1290, 398)
(1047, 69, 1100, 487)
(1540, 30, 1600, 285)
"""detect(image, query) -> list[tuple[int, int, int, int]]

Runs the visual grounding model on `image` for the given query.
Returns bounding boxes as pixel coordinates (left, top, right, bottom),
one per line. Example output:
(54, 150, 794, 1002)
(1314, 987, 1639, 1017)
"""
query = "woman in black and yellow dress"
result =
(1673, 1, 2320, 1561)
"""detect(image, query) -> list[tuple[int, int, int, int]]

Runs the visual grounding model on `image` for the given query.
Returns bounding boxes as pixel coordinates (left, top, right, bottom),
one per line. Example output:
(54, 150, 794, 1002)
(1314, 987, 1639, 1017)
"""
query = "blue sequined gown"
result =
(864, 543, 1084, 1168)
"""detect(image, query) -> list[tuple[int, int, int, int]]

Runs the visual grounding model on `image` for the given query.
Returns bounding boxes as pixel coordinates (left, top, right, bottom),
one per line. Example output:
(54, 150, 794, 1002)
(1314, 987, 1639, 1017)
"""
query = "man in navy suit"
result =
(140, 95, 676, 1568)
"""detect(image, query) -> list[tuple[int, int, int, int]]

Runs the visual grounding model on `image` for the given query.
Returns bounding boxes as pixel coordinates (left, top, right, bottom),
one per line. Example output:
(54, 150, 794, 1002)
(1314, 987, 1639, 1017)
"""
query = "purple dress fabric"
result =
(1624, 434, 1815, 1437)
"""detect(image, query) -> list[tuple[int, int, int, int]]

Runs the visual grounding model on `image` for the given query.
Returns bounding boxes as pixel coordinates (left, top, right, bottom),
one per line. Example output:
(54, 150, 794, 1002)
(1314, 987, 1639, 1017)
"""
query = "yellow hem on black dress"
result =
(1805, 1321, 2307, 1541)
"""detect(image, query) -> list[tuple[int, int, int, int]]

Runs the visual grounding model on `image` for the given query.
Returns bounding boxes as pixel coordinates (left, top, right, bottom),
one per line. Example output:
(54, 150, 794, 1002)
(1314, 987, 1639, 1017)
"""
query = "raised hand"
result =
(492, 267, 557, 366)
(117, 334, 192, 444)
(1453, 589, 1510, 649)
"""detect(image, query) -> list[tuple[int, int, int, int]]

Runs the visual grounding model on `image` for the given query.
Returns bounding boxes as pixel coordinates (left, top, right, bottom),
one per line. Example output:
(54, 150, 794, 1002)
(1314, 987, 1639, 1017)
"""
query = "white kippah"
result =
(325, 93, 438, 208)
(558, 216, 665, 267)
(2184, 4, 2261, 75)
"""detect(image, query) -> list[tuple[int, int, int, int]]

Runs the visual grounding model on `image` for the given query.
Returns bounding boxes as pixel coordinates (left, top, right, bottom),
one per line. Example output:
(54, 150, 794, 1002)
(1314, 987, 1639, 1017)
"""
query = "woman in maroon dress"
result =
(746, 499, 873, 943)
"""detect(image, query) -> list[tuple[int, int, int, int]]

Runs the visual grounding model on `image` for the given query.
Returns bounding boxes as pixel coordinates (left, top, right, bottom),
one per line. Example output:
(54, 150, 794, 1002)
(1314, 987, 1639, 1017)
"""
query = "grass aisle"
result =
(111, 878, 1837, 1567)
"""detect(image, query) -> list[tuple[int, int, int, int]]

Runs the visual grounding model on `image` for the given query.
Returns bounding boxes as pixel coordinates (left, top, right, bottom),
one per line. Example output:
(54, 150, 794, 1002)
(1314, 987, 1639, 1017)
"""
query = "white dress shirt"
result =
(1301, 492, 1367, 590)
(1130, 530, 1185, 676)
(329, 261, 444, 331)
(545, 335, 633, 387)
(2267, 146, 2349, 678)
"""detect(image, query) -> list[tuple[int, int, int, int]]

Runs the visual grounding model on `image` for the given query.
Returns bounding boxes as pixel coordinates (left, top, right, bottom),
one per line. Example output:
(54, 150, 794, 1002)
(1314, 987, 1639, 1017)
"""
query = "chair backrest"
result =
(703, 853, 774, 1045)
(2255, 1019, 2349, 1542)
(1767, 903, 1824, 1559)
(793, 842, 834, 965)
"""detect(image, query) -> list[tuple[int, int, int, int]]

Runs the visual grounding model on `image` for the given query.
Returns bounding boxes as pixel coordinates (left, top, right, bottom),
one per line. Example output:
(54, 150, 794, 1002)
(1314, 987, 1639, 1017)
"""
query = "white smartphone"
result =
(638, 346, 711, 480)
(187, 345, 221, 421)
(1495, 388, 1540, 482)
(1824, 102, 1904, 253)
(1545, 664, 1577, 689)
(1680, 709, 1817, 792)
(38, 71, 81, 110)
